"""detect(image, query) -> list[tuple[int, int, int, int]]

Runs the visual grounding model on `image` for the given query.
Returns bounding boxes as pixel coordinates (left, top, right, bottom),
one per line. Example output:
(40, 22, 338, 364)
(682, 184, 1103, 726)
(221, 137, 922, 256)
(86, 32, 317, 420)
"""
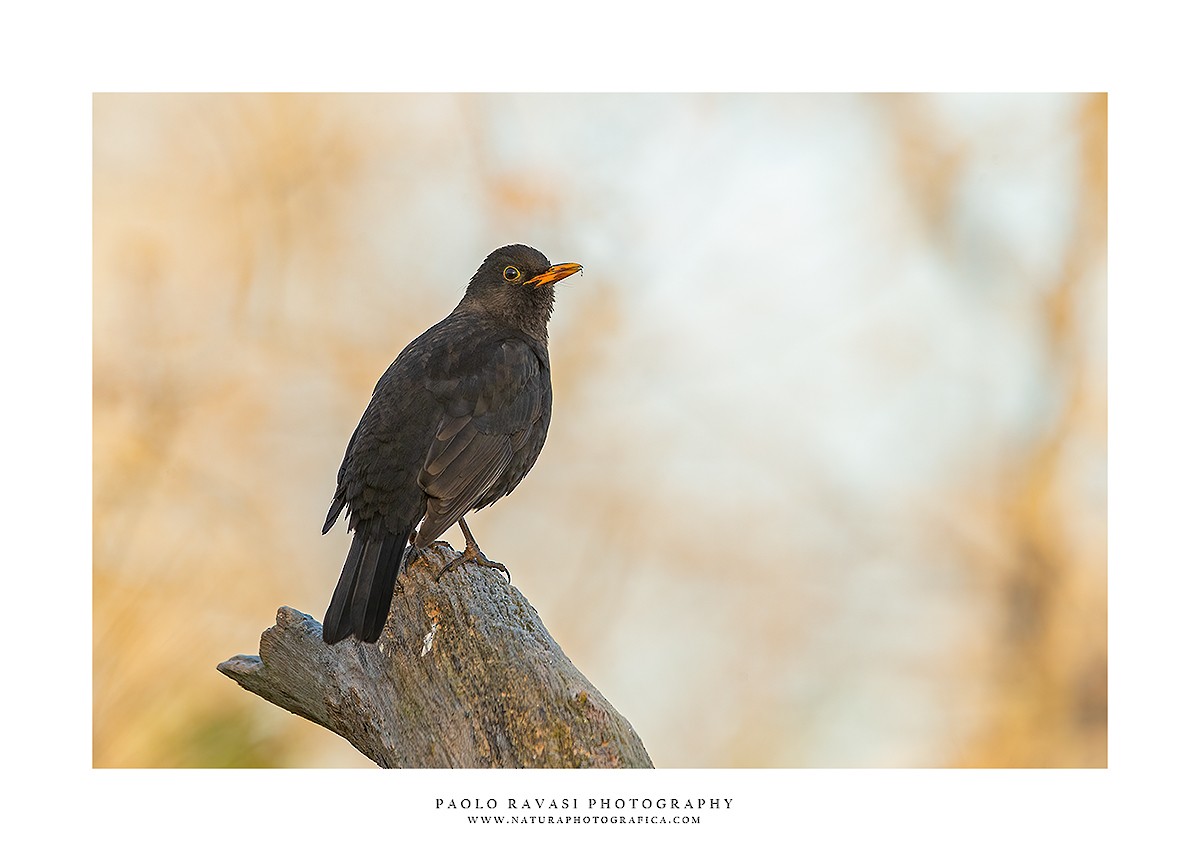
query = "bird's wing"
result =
(415, 338, 546, 543)
(322, 422, 362, 534)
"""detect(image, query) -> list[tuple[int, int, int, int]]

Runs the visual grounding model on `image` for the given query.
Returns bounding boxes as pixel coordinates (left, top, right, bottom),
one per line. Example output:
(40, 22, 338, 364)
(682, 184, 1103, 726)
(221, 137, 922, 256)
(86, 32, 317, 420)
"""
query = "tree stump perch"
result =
(218, 542, 653, 768)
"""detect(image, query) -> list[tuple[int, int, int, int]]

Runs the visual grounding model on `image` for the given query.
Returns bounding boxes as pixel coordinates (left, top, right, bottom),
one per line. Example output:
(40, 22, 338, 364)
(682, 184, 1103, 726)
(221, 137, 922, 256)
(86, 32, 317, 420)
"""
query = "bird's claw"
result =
(436, 544, 511, 583)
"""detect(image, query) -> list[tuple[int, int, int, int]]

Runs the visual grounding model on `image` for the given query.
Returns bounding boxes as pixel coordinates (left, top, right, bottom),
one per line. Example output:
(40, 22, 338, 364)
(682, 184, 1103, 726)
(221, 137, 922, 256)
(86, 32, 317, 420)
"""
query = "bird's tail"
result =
(322, 531, 408, 644)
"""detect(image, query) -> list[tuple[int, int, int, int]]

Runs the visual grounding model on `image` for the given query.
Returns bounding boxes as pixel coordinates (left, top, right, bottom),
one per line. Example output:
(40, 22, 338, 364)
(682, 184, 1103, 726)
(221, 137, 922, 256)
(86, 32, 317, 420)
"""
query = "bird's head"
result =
(463, 244, 583, 336)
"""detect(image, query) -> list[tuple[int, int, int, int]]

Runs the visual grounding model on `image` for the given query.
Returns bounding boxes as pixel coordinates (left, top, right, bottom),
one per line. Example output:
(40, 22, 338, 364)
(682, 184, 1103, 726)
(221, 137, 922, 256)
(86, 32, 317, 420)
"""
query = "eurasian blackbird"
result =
(321, 244, 583, 644)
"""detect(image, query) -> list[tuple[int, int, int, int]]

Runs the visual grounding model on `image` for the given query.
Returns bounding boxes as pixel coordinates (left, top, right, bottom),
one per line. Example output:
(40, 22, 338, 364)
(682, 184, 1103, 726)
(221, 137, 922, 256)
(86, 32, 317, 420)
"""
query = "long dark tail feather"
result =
(322, 533, 366, 643)
(322, 531, 407, 644)
(355, 534, 407, 643)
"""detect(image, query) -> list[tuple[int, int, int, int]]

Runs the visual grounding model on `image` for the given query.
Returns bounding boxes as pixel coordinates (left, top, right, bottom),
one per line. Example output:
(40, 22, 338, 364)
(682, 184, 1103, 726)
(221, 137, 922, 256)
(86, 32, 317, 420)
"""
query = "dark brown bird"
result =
(321, 244, 583, 644)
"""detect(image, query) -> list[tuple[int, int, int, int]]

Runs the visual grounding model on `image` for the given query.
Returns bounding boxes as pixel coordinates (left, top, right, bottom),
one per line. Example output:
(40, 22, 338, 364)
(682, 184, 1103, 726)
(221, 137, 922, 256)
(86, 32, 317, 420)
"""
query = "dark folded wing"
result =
(414, 339, 545, 544)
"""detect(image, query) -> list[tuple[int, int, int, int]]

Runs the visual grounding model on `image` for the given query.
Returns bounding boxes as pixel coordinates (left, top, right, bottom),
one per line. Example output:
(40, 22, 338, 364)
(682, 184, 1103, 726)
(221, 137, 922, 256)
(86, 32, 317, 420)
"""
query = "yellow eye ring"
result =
(503, 266, 522, 282)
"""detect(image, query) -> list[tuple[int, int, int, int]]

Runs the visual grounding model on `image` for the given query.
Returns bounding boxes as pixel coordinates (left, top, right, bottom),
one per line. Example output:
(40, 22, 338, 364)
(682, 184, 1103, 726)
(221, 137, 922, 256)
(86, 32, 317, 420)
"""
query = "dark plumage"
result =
(321, 244, 583, 644)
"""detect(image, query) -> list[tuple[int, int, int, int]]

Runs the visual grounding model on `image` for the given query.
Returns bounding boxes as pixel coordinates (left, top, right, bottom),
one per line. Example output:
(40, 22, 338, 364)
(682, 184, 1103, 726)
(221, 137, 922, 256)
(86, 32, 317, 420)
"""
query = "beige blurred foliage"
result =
(93, 93, 1105, 768)
(872, 95, 1107, 767)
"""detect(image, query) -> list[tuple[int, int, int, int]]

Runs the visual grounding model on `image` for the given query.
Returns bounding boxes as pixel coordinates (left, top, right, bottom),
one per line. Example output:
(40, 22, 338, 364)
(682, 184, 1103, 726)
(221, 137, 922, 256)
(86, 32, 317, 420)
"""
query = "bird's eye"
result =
(503, 266, 521, 282)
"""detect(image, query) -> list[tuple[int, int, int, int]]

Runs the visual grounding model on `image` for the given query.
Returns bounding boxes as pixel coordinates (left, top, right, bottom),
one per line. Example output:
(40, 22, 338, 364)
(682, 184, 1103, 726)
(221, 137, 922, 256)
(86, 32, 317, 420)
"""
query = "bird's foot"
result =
(436, 540, 511, 583)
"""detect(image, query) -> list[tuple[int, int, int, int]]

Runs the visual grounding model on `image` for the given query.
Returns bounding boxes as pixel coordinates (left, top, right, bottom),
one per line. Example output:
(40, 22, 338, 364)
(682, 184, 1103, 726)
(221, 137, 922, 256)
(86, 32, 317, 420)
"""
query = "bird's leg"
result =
(399, 528, 422, 576)
(437, 518, 511, 582)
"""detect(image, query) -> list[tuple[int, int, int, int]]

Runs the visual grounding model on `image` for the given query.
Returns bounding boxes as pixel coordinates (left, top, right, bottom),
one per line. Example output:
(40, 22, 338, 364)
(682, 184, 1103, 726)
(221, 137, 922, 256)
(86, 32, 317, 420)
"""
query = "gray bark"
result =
(218, 542, 653, 768)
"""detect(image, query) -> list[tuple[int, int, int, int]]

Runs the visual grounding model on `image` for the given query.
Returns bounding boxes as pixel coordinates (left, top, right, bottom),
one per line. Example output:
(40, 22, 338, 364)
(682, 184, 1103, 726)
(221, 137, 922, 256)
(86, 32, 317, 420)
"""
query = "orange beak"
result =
(525, 262, 583, 288)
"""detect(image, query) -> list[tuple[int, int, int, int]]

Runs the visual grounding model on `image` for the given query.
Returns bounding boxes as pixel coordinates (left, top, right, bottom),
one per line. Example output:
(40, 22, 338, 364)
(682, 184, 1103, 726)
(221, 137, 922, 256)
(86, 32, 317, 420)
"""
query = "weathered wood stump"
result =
(218, 542, 653, 768)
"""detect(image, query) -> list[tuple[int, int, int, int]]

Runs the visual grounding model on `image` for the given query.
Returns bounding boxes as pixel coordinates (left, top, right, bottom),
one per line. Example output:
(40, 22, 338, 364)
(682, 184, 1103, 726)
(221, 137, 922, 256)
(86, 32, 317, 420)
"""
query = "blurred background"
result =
(93, 93, 1106, 768)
